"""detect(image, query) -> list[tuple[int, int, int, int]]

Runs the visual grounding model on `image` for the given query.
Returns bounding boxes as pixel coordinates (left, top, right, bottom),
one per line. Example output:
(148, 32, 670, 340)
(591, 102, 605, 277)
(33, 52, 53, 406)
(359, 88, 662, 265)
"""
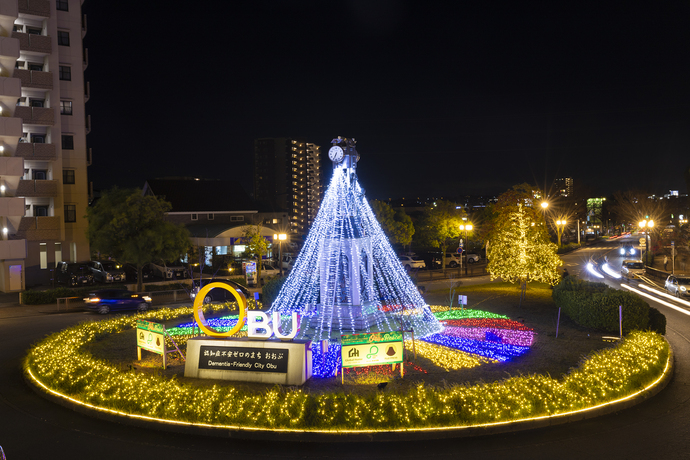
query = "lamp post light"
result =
(274, 233, 287, 277)
(555, 219, 567, 247)
(459, 223, 473, 275)
(638, 220, 654, 266)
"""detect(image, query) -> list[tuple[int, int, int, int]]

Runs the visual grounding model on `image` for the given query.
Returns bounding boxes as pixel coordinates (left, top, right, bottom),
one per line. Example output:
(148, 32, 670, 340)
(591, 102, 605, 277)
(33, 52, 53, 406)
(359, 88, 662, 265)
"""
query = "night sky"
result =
(82, 1, 690, 201)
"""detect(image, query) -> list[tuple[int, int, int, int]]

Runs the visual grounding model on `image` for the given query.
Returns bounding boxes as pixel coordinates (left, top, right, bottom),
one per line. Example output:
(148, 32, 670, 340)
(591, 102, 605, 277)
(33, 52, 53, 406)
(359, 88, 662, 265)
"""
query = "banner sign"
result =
(136, 320, 165, 355)
(198, 345, 289, 373)
(341, 331, 404, 368)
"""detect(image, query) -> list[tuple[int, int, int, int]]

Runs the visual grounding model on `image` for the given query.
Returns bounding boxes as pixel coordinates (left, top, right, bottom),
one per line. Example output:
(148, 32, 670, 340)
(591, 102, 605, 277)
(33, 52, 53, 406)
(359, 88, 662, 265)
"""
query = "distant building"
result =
(0, 0, 91, 291)
(254, 138, 322, 234)
(555, 177, 573, 197)
(143, 178, 287, 264)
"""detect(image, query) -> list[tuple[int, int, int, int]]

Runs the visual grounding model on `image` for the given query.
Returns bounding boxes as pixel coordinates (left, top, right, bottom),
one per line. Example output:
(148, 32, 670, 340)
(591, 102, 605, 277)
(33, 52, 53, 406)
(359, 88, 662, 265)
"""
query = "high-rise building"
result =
(0, 0, 90, 291)
(554, 177, 574, 197)
(254, 138, 322, 234)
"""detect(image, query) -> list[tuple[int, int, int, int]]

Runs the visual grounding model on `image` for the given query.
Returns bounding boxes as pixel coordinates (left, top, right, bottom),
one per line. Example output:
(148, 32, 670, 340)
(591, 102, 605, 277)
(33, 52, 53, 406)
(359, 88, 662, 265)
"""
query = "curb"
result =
(25, 342, 674, 442)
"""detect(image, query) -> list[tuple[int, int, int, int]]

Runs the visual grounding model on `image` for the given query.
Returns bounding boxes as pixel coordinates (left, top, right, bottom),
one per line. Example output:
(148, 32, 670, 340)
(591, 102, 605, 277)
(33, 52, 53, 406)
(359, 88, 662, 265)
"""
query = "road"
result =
(2, 238, 690, 459)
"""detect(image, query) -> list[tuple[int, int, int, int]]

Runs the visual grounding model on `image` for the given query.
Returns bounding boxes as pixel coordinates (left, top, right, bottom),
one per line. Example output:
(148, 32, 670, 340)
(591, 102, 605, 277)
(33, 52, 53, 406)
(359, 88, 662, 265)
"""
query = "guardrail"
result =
(413, 263, 488, 281)
(140, 289, 191, 306)
(56, 296, 82, 312)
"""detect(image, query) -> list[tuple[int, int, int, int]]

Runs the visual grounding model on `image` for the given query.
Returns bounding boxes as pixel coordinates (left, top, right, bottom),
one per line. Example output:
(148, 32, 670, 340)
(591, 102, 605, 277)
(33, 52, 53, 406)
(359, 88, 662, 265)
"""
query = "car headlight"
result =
(682, 287, 687, 292)
(106, 274, 113, 280)
(620, 248, 625, 255)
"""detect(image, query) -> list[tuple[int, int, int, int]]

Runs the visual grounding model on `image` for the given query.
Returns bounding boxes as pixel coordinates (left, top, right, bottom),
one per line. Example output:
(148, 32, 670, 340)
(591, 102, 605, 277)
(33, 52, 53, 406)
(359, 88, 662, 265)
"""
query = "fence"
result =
(412, 264, 488, 282)
(56, 289, 192, 312)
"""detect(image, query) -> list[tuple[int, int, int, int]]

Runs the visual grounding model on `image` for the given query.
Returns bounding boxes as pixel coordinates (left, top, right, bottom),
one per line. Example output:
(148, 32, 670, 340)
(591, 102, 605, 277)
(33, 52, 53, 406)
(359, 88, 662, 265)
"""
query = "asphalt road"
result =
(2, 238, 690, 459)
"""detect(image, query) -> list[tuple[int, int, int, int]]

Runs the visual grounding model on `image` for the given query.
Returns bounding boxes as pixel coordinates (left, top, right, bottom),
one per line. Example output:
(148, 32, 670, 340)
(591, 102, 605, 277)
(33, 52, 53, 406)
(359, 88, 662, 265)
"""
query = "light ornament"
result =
(268, 155, 441, 341)
(24, 307, 670, 431)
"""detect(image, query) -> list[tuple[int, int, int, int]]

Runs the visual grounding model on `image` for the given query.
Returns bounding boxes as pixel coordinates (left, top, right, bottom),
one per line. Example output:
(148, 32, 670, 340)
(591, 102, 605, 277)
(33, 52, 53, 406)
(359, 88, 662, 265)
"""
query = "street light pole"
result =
(274, 233, 287, 277)
(459, 223, 473, 275)
(639, 220, 654, 266)
(555, 219, 566, 247)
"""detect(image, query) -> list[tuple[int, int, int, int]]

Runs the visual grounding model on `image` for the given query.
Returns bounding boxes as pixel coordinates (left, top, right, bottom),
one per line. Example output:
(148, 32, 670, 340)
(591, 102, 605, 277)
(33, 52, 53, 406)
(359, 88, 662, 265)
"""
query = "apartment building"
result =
(254, 138, 322, 234)
(0, 0, 90, 291)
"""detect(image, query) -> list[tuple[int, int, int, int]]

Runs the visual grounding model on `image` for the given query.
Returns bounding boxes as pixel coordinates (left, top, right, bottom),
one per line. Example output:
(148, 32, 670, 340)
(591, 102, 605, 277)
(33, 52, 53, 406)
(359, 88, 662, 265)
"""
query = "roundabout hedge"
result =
(24, 306, 671, 436)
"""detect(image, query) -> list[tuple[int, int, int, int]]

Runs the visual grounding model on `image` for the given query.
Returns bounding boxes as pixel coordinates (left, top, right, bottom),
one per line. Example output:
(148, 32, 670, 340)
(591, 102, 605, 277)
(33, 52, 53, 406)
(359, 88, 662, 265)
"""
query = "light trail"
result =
(621, 284, 690, 317)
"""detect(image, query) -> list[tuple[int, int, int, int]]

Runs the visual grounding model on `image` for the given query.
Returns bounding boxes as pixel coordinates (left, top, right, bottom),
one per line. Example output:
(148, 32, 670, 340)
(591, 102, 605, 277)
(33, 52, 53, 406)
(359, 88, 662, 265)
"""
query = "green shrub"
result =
(648, 307, 667, 335)
(262, 276, 288, 306)
(552, 277, 663, 334)
(21, 286, 105, 305)
(557, 242, 582, 254)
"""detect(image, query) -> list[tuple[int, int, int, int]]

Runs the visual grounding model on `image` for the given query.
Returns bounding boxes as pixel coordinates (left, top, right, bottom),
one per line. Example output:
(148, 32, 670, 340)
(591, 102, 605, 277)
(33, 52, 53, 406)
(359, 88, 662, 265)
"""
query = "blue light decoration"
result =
(421, 333, 530, 362)
(267, 137, 442, 341)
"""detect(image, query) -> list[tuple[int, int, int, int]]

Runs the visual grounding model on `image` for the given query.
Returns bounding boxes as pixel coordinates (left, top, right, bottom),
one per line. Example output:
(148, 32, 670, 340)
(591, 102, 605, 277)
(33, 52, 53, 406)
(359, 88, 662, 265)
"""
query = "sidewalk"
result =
(0, 292, 72, 319)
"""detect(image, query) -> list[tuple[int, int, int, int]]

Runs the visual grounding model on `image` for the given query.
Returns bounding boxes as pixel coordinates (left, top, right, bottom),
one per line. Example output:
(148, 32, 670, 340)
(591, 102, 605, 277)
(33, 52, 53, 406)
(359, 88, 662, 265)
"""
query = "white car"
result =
(620, 259, 645, 280)
(150, 260, 188, 279)
(399, 255, 426, 270)
(665, 274, 690, 298)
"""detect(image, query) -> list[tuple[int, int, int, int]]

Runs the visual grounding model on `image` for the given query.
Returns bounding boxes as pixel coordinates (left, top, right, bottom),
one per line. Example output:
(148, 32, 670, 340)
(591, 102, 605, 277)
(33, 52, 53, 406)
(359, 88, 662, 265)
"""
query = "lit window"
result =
(60, 100, 73, 115)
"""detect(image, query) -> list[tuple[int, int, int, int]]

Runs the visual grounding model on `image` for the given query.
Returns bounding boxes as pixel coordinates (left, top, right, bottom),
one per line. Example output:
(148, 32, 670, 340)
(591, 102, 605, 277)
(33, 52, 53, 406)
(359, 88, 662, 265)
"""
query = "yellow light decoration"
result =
(24, 306, 670, 431)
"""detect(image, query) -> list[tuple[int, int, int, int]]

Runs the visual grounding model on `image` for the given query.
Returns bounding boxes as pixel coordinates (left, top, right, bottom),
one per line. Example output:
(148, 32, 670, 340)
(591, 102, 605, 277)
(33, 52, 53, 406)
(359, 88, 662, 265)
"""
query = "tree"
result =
(242, 223, 270, 286)
(369, 200, 415, 247)
(416, 200, 465, 271)
(87, 188, 191, 291)
(487, 188, 561, 307)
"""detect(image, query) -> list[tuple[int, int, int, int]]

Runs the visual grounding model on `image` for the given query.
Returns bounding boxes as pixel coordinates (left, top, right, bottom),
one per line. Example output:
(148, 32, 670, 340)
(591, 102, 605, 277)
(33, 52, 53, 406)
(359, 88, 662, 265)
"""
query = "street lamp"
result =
(638, 220, 654, 266)
(459, 223, 473, 275)
(554, 219, 567, 247)
(274, 233, 287, 277)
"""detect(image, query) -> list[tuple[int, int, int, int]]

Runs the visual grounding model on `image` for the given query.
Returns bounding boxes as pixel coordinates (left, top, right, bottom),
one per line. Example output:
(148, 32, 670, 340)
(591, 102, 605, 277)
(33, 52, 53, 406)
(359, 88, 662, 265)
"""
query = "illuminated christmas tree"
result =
(268, 137, 442, 341)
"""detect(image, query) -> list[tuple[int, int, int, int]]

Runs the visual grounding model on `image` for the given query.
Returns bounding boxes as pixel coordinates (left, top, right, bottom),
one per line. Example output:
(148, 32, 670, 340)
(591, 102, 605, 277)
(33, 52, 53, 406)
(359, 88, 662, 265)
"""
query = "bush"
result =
(552, 277, 663, 334)
(557, 242, 582, 254)
(262, 276, 288, 306)
(21, 286, 103, 305)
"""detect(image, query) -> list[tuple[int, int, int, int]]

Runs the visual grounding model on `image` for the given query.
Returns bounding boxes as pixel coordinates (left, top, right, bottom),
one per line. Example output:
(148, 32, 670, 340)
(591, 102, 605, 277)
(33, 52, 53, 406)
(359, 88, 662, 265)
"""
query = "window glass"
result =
(40, 243, 47, 269)
(60, 100, 73, 115)
(64, 204, 76, 223)
(56, 0, 68, 11)
(61, 135, 74, 149)
(57, 31, 70, 46)
(63, 169, 75, 184)
(59, 66, 71, 81)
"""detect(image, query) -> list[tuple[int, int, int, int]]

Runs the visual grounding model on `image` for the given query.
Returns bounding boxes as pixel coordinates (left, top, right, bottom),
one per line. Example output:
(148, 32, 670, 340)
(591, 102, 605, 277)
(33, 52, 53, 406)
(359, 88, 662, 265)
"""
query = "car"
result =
(56, 262, 95, 286)
(464, 252, 481, 263)
(151, 260, 188, 280)
(619, 243, 638, 257)
(123, 263, 154, 282)
(281, 255, 296, 271)
(444, 253, 462, 268)
(83, 289, 152, 314)
(259, 262, 279, 283)
(665, 274, 690, 298)
(620, 259, 645, 280)
(398, 255, 426, 270)
(88, 260, 126, 283)
(189, 278, 251, 304)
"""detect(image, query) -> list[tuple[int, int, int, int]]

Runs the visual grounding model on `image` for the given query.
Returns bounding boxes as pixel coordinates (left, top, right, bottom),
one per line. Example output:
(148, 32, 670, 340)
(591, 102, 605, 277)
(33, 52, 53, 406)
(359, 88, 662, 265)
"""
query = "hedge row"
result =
(21, 287, 97, 305)
(552, 277, 666, 334)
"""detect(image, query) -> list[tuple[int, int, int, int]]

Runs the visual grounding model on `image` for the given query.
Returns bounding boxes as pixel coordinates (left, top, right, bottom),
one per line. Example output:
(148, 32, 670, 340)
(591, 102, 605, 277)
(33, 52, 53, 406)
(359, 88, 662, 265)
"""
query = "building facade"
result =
(0, 0, 90, 291)
(555, 177, 574, 198)
(254, 138, 322, 234)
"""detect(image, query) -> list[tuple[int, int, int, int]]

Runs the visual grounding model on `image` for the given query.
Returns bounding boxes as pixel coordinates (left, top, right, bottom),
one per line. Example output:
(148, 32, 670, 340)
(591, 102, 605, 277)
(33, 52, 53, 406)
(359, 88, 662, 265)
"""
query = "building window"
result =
(208, 213, 214, 220)
(230, 216, 244, 222)
(64, 204, 76, 223)
(191, 213, 198, 221)
(30, 134, 45, 143)
(32, 170, 47, 180)
(57, 31, 70, 46)
(40, 243, 47, 269)
(27, 27, 42, 35)
(63, 169, 75, 184)
(61, 135, 74, 150)
(59, 66, 71, 81)
(60, 100, 73, 115)
(56, 0, 68, 11)
(55, 242, 62, 264)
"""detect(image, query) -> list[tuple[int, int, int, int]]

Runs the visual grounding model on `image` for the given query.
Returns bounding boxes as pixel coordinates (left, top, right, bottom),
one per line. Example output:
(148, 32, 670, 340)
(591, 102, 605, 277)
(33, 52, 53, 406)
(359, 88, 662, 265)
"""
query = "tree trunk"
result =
(136, 263, 143, 293)
(518, 281, 527, 307)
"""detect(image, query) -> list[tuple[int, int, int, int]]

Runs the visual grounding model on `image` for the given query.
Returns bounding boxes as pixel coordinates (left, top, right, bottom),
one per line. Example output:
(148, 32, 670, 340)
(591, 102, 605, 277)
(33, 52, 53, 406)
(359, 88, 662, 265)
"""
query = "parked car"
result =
(151, 260, 188, 280)
(56, 262, 95, 286)
(259, 262, 280, 284)
(281, 255, 296, 271)
(399, 255, 426, 270)
(189, 278, 251, 304)
(123, 263, 154, 282)
(444, 253, 462, 268)
(665, 274, 690, 298)
(621, 259, 645, 280)
(88, 260, 126, 283)
(464, 252, 481, 263)
(83, 289, 152, 314)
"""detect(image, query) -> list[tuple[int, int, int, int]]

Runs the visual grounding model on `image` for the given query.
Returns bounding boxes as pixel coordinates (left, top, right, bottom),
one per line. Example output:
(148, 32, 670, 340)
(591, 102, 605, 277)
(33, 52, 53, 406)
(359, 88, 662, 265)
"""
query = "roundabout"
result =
(24, 301, 672, 441)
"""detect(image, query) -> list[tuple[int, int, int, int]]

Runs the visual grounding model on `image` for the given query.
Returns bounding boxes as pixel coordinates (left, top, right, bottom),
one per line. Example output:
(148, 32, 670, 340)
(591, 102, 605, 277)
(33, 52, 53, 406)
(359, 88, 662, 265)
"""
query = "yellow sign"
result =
(136, 321, 165, 355)
(341, 341, 404, 368)
(193, 282, 248, 337)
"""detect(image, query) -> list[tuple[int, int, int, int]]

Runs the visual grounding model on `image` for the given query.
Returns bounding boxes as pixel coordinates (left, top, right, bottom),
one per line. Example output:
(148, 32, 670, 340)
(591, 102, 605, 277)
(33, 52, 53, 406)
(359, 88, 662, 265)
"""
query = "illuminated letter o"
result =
(193, 282, 247, 337)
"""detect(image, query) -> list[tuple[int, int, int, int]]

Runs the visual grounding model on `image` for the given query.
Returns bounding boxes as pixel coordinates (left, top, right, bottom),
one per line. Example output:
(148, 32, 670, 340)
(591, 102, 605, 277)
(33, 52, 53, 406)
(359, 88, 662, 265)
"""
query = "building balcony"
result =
(17, 0, 49, 17)
(15, 216, 59, 241)
(15, 142, 56, 160)
(11, 31, 51, 54)
(0, 197, 25, 216)
(0, 156, 24, 176)
(13, 68, 52, 89)
(16, 179, 57, 197)
(14, 105, 54, 125)
(0, 238, 26, 260)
